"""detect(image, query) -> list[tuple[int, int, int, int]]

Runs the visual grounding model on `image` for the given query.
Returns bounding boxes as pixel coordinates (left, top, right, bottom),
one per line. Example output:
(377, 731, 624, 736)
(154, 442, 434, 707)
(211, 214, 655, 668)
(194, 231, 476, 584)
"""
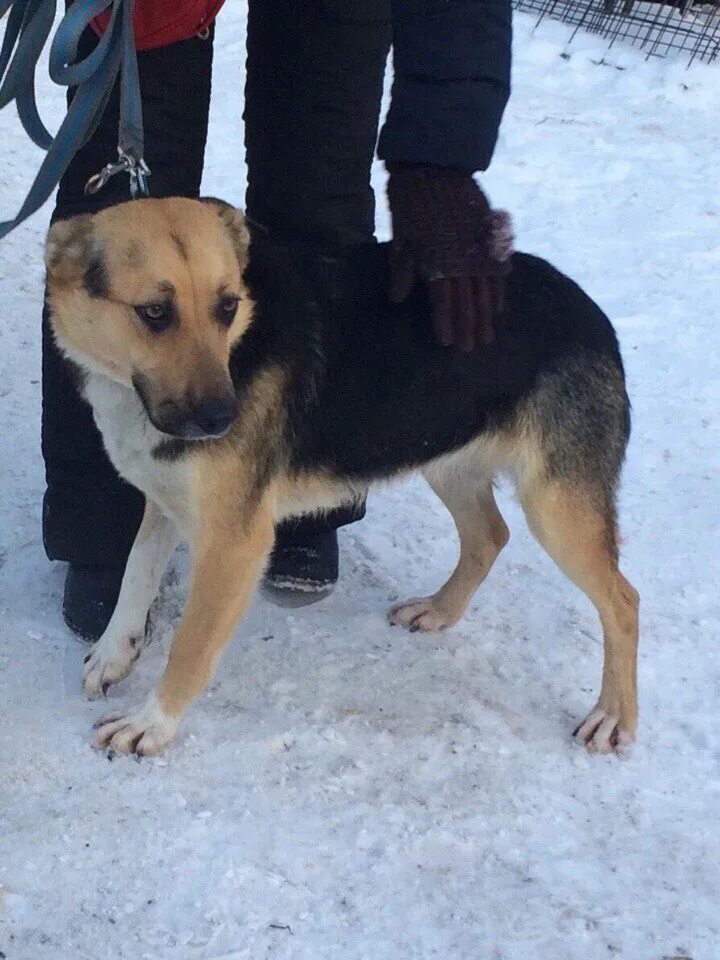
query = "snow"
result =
(1, 8, 719, 960)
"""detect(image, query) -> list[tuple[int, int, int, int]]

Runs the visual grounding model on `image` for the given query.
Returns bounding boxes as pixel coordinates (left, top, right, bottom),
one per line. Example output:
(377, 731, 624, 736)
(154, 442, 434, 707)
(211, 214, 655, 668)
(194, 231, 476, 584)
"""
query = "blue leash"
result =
(0, 0, 149, 239)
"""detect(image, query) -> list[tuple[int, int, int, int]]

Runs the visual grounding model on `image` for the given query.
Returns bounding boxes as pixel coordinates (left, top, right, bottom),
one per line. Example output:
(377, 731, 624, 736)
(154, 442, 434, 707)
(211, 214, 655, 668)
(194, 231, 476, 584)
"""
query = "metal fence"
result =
(512, 0, 720, 64)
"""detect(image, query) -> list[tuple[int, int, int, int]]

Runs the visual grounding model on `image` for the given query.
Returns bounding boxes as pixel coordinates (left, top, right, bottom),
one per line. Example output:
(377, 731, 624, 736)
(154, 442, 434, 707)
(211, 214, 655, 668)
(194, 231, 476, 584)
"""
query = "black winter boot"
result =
(265, 528, 339, 598)
(63, 564, 123, 642)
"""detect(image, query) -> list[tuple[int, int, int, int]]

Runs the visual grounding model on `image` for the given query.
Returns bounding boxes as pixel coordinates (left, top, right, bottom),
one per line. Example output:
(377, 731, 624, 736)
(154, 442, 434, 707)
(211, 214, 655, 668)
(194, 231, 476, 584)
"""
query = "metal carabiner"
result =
(84, 158, 127, 195)
(84, 148, 151, 197)
(127, 154, 151, 198)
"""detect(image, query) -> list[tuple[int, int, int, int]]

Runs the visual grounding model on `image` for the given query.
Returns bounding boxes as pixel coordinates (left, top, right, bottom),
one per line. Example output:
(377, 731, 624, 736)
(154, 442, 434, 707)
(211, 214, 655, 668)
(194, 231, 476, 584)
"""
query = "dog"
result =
(44, 197, 639, 757)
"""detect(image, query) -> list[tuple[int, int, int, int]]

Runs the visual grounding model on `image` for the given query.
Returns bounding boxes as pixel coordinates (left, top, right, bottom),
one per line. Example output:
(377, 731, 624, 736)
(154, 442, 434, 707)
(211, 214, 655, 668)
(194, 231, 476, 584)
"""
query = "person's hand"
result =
(386, 163, 513, 351)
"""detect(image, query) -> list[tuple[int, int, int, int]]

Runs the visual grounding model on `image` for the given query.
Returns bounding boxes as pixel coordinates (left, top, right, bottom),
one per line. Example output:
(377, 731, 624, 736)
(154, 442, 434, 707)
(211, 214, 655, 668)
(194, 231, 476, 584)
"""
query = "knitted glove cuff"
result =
(387, 164, 513, 282)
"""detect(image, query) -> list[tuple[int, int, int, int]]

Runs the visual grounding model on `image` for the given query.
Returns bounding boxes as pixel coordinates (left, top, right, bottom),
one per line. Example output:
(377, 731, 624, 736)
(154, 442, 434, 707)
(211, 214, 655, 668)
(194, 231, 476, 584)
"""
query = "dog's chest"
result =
(83, 374, 191, 526)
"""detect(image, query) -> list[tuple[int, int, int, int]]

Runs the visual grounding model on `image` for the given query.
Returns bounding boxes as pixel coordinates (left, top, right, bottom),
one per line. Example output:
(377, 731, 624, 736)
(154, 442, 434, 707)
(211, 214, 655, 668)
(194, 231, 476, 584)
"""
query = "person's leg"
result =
(43, 27, 214, 638)
(245, 0, 391, 592)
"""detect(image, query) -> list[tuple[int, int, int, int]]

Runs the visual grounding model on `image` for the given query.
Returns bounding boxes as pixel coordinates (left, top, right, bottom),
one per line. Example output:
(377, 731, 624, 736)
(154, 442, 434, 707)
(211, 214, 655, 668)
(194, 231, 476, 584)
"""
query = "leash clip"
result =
(85, 147, 150, 198)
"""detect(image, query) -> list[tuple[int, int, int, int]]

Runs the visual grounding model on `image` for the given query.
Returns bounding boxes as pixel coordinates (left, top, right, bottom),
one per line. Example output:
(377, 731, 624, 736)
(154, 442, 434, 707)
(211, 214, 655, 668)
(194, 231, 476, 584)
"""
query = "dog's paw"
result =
(573, 704, 636, 756)
(83, 632, 145, 700)
(92, 695, 179, 757)
(388, 597, 460, 633)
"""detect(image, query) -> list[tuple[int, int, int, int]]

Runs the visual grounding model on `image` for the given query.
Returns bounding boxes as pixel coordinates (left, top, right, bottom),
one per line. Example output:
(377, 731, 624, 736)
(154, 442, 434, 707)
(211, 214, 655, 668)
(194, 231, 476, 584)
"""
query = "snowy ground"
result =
(1, 8, 719, 960)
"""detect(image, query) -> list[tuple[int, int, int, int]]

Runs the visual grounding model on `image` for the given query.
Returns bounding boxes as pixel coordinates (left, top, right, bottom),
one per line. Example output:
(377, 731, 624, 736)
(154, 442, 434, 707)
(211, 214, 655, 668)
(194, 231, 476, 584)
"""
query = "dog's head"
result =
(45, 197, 252, 439)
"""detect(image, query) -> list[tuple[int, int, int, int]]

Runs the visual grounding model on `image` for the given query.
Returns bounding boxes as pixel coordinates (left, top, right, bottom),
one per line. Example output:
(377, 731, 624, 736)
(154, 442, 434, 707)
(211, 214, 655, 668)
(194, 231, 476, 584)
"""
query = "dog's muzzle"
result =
(133, 374, 238, 440)
(174, 397, 239, 440)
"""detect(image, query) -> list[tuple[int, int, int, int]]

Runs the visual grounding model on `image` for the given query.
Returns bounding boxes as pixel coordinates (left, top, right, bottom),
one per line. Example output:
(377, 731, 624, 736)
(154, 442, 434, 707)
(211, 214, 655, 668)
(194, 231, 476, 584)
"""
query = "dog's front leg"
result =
(92, 482, 275, 756)
(84, 499, 179, 699)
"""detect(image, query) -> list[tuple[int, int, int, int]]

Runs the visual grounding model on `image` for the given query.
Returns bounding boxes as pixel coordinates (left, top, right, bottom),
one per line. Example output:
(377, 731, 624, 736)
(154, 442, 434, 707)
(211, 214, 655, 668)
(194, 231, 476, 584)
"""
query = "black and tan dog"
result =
(44, 197, 639, 757)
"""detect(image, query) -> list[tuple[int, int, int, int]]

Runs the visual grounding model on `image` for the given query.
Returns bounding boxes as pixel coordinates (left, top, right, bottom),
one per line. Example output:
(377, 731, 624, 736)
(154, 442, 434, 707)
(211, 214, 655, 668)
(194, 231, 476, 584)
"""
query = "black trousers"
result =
(42, 2, 391, 568)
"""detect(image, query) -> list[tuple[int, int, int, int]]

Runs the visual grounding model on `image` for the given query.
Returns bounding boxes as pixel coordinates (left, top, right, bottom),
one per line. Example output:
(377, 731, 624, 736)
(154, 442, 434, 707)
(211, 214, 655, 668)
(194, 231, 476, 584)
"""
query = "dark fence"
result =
(512, 0, 720, 64)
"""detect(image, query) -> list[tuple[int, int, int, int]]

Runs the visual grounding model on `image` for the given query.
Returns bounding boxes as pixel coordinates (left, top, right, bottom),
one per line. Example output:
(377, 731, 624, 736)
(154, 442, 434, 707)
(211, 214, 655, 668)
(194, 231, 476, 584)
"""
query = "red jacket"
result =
(92, 0, 226, 50)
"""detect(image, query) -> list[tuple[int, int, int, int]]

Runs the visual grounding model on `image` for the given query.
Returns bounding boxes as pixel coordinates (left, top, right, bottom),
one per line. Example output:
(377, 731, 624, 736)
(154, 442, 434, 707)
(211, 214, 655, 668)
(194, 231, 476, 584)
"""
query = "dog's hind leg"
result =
(518, 475, 639, 755)
(390, 462, 509, 633)
(84, 500, 179, 700)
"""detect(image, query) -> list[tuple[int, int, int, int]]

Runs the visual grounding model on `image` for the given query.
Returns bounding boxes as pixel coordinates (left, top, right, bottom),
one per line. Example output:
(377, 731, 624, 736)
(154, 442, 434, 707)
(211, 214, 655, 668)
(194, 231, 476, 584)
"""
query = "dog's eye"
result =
(135, 303, 174, 333)
(216, 294, 240, 327)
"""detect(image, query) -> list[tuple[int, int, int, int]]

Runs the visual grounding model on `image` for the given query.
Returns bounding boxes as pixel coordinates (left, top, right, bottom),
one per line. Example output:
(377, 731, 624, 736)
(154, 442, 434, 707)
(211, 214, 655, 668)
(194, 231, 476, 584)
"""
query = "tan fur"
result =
(517, 476, 639, 752)
(47, 199, 251, 406)
(157, 459, 276, 720)
(276, 469, 367, 524)
(45, 199, 639, 757)
(390, 474, 509, 633)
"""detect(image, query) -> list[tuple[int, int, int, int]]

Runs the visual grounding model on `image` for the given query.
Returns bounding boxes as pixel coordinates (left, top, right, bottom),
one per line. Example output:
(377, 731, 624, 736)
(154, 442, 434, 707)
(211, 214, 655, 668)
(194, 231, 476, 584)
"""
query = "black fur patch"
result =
(152, 437, 190, 461)
(64, 357, 88, 395)
(83, 254, 110, 299)
(239, 238, 628, 487)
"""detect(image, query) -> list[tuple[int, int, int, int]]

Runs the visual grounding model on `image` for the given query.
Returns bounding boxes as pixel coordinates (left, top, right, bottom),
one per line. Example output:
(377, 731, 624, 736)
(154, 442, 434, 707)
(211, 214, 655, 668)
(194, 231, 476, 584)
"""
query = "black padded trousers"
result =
(42, 3, 391, 568)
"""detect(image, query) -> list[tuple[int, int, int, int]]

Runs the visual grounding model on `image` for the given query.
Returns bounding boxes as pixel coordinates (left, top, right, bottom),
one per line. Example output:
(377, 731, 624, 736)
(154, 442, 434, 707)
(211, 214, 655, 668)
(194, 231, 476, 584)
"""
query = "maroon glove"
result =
(386, 163, 513, 351)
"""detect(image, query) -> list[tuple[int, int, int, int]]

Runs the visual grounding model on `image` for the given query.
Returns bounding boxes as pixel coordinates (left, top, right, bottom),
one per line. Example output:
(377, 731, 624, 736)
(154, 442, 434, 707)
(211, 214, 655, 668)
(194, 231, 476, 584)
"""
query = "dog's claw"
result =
(388, 597, 460, 633)
(573, 704, 635, 756)
(91, 698, 179, 756)
(93, 712, 123, 729)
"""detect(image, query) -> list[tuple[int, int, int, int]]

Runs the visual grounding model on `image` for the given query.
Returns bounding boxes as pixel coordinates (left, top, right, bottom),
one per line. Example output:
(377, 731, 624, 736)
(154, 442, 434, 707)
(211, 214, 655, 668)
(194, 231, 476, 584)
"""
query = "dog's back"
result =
(241, 242, 629, 505)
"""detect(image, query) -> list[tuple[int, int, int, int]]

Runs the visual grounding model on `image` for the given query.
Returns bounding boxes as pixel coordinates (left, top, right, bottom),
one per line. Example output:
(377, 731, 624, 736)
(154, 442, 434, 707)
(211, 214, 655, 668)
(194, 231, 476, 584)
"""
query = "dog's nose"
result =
(189, 396, 238, 438)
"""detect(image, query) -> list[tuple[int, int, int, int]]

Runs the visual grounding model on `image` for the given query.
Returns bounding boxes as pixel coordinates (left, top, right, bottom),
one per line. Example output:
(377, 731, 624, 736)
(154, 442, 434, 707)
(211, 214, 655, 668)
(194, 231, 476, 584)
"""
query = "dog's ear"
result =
(200, 198, 250, 274)
(45, 216, 107, 295)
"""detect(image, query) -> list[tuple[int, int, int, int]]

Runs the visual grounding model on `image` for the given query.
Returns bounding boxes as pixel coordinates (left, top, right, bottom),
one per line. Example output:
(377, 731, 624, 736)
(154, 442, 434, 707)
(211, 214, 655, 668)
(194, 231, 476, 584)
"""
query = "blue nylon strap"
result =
(0, 0, 146, 240)
(118, 0, 142, 160)
(0, 0, 57, 149)
(0, 0, 29, 70)
(49, 0, 119, 85)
